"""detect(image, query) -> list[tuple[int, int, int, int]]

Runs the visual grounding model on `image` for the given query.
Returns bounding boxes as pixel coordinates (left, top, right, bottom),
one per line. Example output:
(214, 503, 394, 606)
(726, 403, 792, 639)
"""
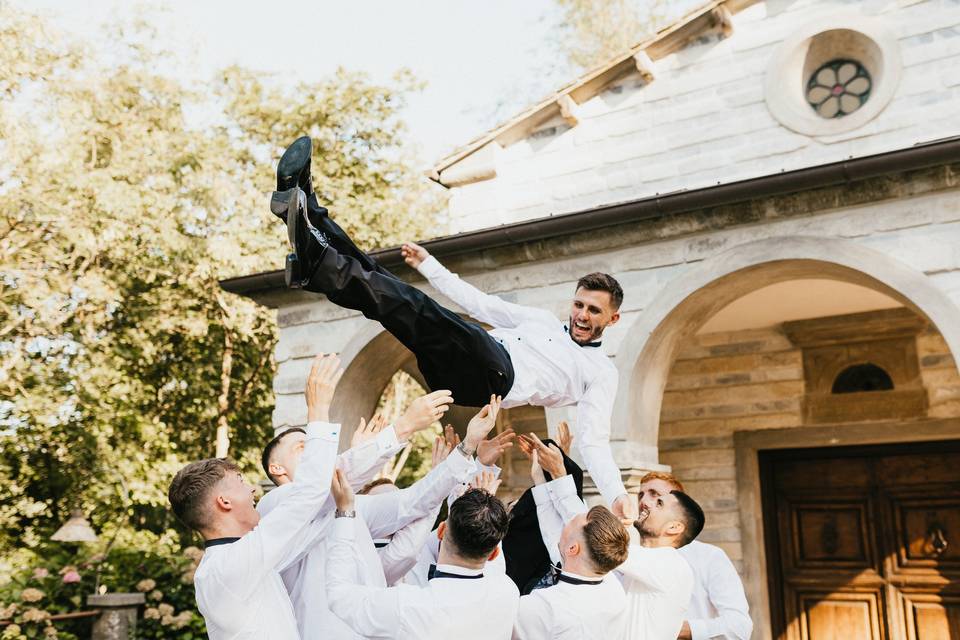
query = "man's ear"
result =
(608, 310, 621, 327)
(566, 540, 582, 559)
(215, 494, 232, 513)
(665, 519, 685, 538)
(268, 462, 287, 481)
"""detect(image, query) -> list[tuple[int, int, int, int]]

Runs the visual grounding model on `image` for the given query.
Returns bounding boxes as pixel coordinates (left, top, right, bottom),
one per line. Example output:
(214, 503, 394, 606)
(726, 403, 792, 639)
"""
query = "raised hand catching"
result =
(556, 420, 573, 455)
(400, 241, 430, 269)
(477, 429, 515, 466)
(527, 433, 566, 480)
(395, 389, 453, 440)
(470, 470, 502, 496)
(351, 413, 386, 448)
(331, 468, 355, 513)
(462, 395, 502, 456)
(306, 353, 344, 422)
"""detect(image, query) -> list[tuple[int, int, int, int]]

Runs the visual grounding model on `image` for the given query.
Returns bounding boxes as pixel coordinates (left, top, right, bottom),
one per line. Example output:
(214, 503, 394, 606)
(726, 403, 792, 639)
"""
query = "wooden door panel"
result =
(888, 493, 960, 573)
(901, 593, 960, 639)
(762, 441, 960, 640)
(791, 501, 874, 569)
(792, 589, 886, 640)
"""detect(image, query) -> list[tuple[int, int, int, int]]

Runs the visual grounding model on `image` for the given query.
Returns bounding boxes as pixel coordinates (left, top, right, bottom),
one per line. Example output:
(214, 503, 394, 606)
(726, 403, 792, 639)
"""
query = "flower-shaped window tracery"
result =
(806, 59, 872, 118)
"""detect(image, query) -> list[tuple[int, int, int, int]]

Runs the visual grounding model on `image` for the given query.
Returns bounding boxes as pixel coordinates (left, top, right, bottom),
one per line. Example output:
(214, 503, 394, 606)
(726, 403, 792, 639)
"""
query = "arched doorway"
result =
(614, 236, 960, 640)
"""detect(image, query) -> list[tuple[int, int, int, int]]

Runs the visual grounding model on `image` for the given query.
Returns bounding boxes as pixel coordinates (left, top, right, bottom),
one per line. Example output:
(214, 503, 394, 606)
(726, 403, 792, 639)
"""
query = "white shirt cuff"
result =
(448, 446, 479, 481)
(305, 421, 342, 443)
(332, 515, 355, 539)
(531, 484, 551, 506)
(417, 255, 445, 278)
(546, 474, 577, 500)
(375, 424, 402, 453)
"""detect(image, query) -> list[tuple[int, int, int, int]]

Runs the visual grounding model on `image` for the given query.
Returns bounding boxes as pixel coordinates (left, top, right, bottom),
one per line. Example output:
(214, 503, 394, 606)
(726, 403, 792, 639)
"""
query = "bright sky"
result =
(19, 0, 564, 168)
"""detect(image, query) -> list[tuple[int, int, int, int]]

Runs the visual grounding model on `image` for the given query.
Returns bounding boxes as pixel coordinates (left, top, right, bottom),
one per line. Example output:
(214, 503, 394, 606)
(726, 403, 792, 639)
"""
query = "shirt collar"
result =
(204, 537, 240, 549)
(434, 563, 484, 577)
(557, 569, 604, 585)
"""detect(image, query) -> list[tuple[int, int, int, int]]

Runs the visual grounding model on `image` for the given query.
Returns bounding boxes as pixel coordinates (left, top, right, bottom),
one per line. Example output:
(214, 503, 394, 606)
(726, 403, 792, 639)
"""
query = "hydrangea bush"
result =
(0, 541, 206, 639)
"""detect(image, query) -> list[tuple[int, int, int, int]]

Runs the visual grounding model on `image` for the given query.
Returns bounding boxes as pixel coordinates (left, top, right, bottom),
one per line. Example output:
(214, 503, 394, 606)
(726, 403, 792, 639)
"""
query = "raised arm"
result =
(575, 369, 631, 515)
(402, 242, 552, 328)
(359, 397, 499, 538)
(327, 471, 406, 638)
(227, 355, 342, 587)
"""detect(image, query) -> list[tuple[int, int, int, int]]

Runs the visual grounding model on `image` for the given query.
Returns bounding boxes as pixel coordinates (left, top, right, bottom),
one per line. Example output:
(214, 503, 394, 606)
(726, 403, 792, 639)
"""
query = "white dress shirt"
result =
(524, 481, 627, 640)
(513, 571, 627, 640)
(418, 256, 626, 505)
(194, 420, 341, 640)
(543, 474, 693, 640)
(377, 506, 440, 585)
(679, 540, 753, 640)
(257, 444, 479, 640)
(328, 518, 520, 640)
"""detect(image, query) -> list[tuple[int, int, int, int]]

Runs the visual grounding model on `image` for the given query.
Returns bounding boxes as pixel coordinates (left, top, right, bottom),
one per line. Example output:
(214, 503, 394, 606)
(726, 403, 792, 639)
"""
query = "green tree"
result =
(553, 0, 668, 71)
(0, 3, 443, 557)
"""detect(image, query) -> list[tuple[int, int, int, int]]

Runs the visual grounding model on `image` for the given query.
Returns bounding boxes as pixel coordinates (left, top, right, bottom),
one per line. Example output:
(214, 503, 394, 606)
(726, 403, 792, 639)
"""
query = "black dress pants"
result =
(304, 235, 515, 408)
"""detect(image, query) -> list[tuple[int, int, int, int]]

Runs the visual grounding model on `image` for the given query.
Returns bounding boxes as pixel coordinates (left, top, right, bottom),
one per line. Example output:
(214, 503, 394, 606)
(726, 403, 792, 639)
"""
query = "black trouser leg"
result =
(306, 244, 514, 407)
(307, 196, 398, 280)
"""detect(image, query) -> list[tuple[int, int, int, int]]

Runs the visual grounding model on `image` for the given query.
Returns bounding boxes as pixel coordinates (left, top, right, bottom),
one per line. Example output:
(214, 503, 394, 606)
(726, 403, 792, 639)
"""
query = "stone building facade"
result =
(223, 1, 960, 638)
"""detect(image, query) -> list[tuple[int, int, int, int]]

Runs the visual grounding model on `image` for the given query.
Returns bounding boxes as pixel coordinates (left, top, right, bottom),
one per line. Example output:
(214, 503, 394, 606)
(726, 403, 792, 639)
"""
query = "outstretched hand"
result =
(400, 242, 430, 269)
(431, 425, 458, 467)
(520, 433, 566, 480)
(331, 468, 355, 512)
(306, 353, 344, 422)
(463, 395, 502, 455)
(556, 421, 573, 455)
(395, 390, 453, 440)
(351, 413, 387, 448)
(470, 470, 502, 496)
(477, 429, 515, 466)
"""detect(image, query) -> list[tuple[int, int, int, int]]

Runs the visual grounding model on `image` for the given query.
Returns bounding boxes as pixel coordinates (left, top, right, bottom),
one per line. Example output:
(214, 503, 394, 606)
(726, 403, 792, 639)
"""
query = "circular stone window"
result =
(765, 15, 901, 136)
(806, 59, 872, 118)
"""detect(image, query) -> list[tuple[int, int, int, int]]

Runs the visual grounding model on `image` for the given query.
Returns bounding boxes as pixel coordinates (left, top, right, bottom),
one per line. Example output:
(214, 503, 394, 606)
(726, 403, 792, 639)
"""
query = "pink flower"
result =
(32, 568, 50, 580)
(61, 571, 81, 584)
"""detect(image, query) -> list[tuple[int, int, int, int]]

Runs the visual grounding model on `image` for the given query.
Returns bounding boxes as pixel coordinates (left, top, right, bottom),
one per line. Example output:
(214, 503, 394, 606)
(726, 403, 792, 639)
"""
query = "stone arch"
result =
(613, 236, 960, 457)
(330, 320, 483, 442)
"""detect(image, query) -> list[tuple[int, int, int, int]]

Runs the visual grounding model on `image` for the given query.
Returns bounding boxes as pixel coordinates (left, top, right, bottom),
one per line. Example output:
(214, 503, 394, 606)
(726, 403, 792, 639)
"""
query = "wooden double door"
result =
(761, 440, 960, 640)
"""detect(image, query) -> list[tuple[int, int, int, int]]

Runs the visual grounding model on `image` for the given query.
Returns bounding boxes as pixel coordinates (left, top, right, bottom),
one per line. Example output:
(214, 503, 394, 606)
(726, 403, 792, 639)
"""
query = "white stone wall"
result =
(445, 0, 960, 233)
(272, 184, 960, 442)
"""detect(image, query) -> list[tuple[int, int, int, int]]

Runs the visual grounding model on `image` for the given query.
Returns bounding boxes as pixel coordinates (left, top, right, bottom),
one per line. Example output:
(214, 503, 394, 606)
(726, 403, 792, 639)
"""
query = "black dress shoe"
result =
(279, 187, 330, 289)
(277, 136, 313, 195)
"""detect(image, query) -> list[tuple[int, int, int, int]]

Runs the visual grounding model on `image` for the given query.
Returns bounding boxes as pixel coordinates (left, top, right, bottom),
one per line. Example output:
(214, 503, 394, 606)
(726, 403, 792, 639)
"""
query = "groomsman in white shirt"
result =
(513, 445, 630, 639)
(257, 393, 488, 640)
(638, 472, 753, 640)
(167, 353, 343, 640)
(326, 396, 521, 640)
(523, 433, 701, 640)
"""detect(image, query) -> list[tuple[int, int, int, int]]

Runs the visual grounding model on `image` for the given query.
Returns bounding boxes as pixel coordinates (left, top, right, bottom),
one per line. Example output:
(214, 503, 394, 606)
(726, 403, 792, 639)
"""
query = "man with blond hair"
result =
(638, 472, 753, 640)
(513, 443, 630, 639)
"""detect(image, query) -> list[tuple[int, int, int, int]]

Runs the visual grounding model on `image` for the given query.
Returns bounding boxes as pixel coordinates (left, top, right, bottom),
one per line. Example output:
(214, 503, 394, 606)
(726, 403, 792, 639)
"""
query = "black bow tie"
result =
(204, 537, 240, 549)
(427, 564, 484, 581)
(549, 564, 603, 586)
(563, 326, 602, 348)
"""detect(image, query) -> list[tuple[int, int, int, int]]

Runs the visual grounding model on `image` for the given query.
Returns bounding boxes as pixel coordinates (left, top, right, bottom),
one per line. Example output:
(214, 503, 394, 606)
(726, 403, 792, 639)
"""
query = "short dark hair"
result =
(168, 458, 239, 532)
(576, 273, 623, 310)
(359, 478, 395, 495)
(670, 490, 705, 547)
(582, 505, 630, 574)
(261, 428, 305, 484)
(446, 488, 510, 561)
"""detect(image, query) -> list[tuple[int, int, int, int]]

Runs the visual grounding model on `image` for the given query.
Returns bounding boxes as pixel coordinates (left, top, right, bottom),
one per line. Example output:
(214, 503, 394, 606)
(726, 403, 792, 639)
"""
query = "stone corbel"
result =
(557, 94, 580, 127)
(632, 51, 656, 84)
(711, 6, 734, 38)
(436, 141, 501, 187)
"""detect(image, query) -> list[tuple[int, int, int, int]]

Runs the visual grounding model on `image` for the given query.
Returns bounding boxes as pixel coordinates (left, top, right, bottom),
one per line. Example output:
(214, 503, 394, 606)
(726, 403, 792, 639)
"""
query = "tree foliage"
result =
(0, 3, 443, 557)
(553, 0, 668, 71)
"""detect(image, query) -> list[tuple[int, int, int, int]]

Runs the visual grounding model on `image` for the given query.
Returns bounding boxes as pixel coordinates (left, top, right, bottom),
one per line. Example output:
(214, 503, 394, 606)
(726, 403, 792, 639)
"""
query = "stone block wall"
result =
(657, 321, 960, 571)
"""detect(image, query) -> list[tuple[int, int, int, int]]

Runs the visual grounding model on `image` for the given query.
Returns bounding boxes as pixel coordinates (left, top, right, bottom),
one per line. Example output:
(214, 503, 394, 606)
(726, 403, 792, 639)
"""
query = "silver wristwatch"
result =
(335, 509, 356, 518)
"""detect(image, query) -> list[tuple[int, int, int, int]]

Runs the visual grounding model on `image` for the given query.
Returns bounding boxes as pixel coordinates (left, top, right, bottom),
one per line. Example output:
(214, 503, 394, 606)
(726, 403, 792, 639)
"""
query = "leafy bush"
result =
(0, 540, 206, 639)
